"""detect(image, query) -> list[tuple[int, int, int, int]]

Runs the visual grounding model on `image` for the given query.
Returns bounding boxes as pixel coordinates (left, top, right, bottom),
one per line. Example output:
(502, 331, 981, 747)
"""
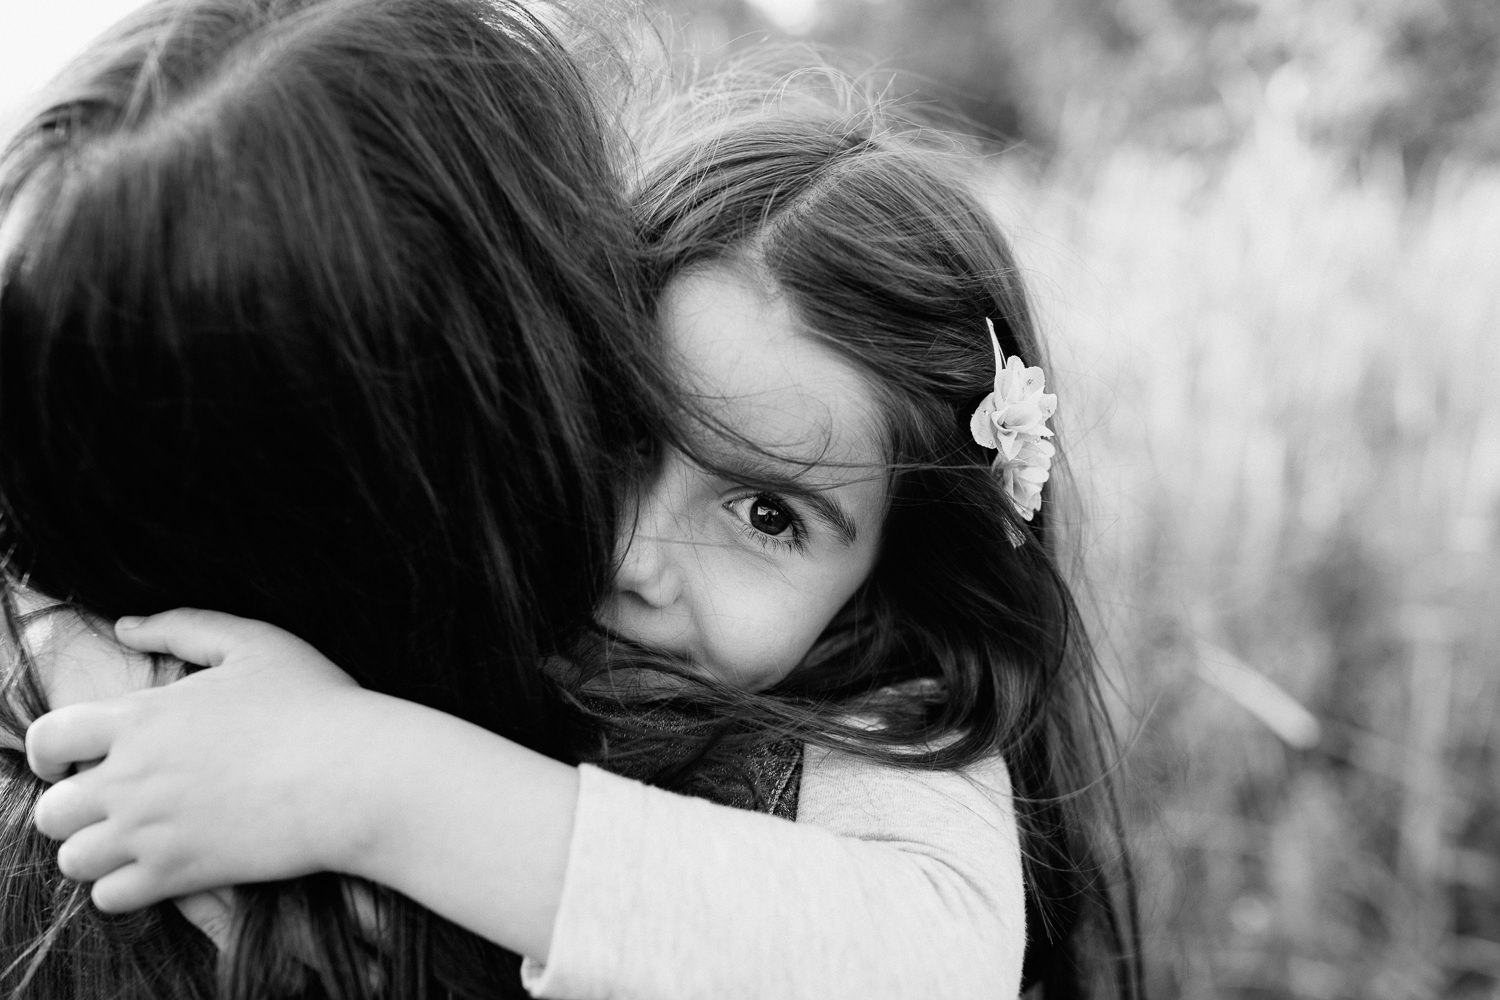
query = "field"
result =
(986, 111, 1500, 998)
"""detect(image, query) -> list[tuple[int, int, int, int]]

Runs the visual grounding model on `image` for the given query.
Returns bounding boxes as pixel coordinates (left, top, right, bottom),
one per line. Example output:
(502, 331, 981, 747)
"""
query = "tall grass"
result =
(986, 114, 1500, 999)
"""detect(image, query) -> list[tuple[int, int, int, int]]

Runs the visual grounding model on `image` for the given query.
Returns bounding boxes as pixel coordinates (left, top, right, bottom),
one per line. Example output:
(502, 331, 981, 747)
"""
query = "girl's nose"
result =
(612, 470, 687, 610)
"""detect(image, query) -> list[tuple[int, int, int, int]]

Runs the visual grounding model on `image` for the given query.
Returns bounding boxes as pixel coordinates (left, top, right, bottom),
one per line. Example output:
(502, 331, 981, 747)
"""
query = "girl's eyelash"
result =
(725, 491, 808, 555)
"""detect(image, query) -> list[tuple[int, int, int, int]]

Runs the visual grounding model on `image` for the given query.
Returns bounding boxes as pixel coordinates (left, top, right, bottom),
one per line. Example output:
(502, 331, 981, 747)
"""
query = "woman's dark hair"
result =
(628, 67, 1145, 999)
(0, 0, 663, 994)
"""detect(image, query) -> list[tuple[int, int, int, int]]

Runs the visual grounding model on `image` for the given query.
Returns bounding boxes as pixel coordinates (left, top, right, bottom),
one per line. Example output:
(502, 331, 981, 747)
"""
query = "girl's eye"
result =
(747, 496, 793, 536)
(726, 492, 806, 553)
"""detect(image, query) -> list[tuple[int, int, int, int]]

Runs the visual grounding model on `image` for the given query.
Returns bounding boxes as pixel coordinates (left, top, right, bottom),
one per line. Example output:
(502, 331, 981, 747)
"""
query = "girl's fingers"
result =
(174, 889, 235, 950)
(90, 861, 170, 913)
(26, 703, 116, 784)
(33, 772, 109, 840)
(113, 608, 284, 667)
(54, 819, 134, 883)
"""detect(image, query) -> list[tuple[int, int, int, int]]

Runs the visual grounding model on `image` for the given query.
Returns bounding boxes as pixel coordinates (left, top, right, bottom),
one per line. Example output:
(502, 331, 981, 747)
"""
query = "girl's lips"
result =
(592, 624, 695, 667)
(578, 625, 707, 697)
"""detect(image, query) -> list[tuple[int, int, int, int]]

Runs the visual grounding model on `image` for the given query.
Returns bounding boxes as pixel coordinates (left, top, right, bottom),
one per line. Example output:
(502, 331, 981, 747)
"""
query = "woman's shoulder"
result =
(0, 594, 172, 752)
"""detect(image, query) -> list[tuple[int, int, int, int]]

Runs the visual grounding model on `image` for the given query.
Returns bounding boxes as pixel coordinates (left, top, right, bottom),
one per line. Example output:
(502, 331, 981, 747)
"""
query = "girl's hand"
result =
(6, 606, 234, 944)
(25, 609, 376, 913)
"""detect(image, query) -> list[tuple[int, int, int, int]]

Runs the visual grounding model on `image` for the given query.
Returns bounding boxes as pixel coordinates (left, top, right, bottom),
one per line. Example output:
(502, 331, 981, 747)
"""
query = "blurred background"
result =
(644, 2, 1500, 998)
(4, 0, 1498, 996)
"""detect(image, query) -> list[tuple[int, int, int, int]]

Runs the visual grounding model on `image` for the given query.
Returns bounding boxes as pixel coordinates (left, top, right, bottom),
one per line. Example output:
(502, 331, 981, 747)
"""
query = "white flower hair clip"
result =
(968, 319, 1056, 538)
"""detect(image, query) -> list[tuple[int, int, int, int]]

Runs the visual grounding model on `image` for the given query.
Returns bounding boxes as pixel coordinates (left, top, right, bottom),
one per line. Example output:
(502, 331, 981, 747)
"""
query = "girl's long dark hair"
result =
(626, 67, 1145, 999)
(0, 0, 665, 995)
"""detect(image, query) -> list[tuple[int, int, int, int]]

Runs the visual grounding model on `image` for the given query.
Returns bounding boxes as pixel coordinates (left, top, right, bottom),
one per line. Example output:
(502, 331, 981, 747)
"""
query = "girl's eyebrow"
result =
(796, 488, 860, 547)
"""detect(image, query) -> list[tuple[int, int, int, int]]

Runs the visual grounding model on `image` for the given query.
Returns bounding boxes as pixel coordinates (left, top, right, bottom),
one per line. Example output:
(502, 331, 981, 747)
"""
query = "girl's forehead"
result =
(659, 265, 885, 476)
(0, 183, 42, 270)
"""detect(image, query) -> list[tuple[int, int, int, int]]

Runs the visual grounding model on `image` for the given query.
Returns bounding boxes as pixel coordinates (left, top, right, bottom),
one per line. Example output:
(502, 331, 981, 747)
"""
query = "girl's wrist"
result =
(301, 688, 419, 878)
(321, 692, 511, 884)
(309, 696, 580, 958)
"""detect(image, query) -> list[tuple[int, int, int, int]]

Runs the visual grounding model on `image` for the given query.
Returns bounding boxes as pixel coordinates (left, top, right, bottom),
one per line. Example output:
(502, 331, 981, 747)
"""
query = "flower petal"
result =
(970, 318, 1058, 542)
(970, 395, 999, 448)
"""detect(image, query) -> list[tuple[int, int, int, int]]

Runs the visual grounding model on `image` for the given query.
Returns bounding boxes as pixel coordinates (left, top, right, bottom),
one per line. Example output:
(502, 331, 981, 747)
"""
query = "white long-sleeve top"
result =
(522, 745, 1026, 1000)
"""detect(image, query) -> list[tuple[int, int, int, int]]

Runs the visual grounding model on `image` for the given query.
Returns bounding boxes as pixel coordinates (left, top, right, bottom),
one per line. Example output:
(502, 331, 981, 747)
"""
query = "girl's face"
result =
(596, 265, 888, 690)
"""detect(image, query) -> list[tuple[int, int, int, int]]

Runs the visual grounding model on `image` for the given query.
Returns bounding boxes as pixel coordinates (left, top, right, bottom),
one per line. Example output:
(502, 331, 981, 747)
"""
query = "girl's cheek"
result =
(723, 597, 825, 689)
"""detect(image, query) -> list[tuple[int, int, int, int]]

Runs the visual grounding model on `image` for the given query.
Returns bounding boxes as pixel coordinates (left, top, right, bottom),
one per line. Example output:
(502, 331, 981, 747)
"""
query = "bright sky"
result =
(0, 0, 822, 116)
(0, 0, 150, 115)
(746, 0, 820, 34)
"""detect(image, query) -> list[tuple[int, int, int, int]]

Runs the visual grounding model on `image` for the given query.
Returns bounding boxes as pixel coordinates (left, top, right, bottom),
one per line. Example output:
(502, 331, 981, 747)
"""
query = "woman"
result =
(0, 0, 675, 994)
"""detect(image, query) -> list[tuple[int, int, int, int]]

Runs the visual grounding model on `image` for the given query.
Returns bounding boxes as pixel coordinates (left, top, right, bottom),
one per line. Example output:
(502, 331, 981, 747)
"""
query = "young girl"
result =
(25, 67, 1142, 998)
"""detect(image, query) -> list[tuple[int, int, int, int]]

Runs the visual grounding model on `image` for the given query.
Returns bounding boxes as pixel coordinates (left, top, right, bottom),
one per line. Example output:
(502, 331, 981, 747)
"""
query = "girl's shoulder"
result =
(803, 737, 1013, 803)
(832, 677, 944, 732)
(830, 677, 989, 757)
(806, 674, 1015, 818)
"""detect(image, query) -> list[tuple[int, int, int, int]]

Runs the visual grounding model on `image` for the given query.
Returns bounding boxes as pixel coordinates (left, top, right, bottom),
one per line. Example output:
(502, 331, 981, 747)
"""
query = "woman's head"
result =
(0, 0, 660, 993)
(0, 0, 656, 740)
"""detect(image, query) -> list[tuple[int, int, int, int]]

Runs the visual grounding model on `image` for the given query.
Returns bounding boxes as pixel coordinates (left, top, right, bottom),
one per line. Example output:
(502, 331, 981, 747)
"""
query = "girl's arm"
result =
(523, 748, 1024, 1000)
(26, 610, 576, 962)
(28, 610, 1024, 999)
